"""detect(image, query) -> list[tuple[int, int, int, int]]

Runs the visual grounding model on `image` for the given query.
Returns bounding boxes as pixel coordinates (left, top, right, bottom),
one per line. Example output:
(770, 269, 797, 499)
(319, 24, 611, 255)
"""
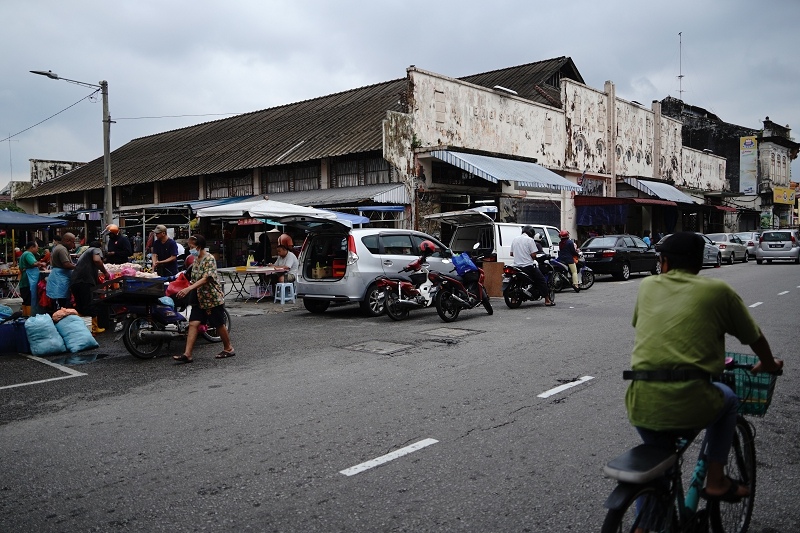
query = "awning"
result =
(711, 205, 737, 212)
(430, 150, 582, 192)
(623, 178, 697, 204)
(262, 183, 408, 206)
(574, 196, 677, 207)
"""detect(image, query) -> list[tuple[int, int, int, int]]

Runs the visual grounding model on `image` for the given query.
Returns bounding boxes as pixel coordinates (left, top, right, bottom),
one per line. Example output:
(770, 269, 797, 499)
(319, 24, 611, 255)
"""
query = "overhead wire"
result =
(0, 89, 100, 144)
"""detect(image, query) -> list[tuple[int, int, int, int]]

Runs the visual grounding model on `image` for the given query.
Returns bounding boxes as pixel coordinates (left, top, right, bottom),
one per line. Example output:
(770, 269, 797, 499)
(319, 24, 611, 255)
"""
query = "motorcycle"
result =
(550, 257, 595, 292)
(377, 252, 439, 321)
(501, 258, 557, 309)
(433, 248, 493, 322)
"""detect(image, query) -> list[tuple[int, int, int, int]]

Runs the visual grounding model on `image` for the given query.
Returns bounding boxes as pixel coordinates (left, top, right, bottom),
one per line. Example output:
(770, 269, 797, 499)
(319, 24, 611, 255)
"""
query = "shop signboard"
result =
(739, 136, 758, 194)
(772, 186, 796, 205)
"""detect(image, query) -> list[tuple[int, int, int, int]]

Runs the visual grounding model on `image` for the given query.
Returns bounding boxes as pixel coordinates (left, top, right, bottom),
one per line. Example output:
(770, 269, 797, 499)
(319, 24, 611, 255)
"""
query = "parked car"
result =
(705, 233, 749, 264)
(656, 233, 722, 268)
(734, 231, 761, 259)
(755, 229, 800, 264)
(287, 220, 453, 316)
(423, 208, 560, 263)
(579, 234, 660, 280)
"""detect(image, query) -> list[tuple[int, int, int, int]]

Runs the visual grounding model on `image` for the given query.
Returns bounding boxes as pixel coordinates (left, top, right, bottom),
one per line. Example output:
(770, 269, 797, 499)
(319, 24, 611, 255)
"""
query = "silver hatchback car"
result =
(291, 223, 452, 316)
(755, 229, 800, 264)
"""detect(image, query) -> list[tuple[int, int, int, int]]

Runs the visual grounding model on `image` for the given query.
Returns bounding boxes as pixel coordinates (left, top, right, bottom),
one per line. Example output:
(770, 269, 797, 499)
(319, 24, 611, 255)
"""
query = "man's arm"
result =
(749, 333, 783, 374)
(92, 252, 109, 279)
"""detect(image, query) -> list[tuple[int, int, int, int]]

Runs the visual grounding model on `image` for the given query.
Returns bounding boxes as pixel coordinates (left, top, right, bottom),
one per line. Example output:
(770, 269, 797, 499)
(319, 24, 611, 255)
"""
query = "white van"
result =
(423, 209, 560, 264)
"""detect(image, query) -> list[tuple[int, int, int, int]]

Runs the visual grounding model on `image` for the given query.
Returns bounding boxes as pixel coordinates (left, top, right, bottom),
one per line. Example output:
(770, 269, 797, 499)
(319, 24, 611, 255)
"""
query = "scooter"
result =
(107, 297, 231, 360)
(501, 258, 557, 309)
(550, 257, 595, 292)
(377, 252, 439, 321)
(433, 247, 493, 322)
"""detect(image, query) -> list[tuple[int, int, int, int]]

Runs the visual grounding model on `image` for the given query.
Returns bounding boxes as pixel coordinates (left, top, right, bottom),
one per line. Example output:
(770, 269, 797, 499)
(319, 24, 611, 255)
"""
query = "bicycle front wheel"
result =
(709, 416, 756, 533)
(601, 486, 676, 533)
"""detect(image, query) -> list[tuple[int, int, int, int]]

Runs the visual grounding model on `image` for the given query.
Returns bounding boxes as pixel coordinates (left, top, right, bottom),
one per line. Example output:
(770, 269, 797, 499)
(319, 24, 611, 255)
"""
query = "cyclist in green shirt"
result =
(626, 232, 783, 502)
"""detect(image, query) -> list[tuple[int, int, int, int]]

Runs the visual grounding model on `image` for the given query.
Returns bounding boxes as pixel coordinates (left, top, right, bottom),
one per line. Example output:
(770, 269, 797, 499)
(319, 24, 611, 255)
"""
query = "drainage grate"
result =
(345, 341, 413, 355)
(423, 327, 479, 338)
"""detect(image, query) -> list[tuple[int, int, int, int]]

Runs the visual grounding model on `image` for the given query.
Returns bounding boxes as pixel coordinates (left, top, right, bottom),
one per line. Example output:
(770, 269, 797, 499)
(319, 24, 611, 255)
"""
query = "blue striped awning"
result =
(430, 150, 582, 192)
(624, 178, 698, 204)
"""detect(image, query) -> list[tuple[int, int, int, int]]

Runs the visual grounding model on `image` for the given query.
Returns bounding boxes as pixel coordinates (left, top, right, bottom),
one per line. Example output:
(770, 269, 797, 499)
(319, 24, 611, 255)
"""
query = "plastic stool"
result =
(273, 282, 296, 304)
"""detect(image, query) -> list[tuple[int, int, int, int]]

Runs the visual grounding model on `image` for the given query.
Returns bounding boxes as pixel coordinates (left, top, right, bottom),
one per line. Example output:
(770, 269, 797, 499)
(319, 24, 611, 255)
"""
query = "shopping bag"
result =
(166, 272, 190, 297)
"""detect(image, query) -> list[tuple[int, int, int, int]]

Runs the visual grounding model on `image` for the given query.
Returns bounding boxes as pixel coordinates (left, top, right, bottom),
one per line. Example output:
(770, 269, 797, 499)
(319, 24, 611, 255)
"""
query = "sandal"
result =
(173, 354, 193, 365)
(700, 478, 749, 503)
(545, 301, 556, 307)
(215, 350, 236, 359)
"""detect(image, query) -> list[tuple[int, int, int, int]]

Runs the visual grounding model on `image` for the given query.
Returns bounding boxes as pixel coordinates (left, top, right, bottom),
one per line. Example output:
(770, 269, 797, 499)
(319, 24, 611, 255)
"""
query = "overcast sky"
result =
(2, 0, 798, 192)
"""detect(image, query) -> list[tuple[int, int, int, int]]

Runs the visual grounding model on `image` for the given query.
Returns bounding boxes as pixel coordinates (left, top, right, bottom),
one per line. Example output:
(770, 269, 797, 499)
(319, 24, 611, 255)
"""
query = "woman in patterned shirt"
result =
(173, 234, 234, 364)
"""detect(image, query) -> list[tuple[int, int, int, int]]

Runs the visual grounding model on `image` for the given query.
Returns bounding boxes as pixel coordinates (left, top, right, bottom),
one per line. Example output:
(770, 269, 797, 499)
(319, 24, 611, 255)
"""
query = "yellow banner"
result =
(773, 186, 796, 205)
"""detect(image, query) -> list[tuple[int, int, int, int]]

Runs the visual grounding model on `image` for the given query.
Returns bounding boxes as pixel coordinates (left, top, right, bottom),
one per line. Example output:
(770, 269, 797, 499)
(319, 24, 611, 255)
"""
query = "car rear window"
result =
(583, 237, 618, 248)
(361, 234, 380, 254)
(707, 234, 726, 241)
(761, 232, 791, 242)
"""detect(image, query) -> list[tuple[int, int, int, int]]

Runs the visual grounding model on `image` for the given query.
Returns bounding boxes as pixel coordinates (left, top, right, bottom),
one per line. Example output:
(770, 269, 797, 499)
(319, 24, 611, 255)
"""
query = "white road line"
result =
(778, 291, 789, 295)
(749, 302, 763, 308)
(537, 376, 594, 398)
(340, 438, 438, 476)
(0, 355, 87, 391)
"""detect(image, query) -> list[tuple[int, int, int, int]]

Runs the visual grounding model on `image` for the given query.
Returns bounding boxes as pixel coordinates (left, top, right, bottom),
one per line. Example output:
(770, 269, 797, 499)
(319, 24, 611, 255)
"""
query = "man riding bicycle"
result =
(625, 232, 783, 502)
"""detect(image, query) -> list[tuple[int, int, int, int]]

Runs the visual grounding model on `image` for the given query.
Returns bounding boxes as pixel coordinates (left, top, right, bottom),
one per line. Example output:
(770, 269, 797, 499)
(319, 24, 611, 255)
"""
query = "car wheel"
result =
(360, 283, 385, 317)
(742, 252, 749, 263)
(795, 254, 800, 264)
(303, 299, 330, 314)
(728, 252, 735, 265)
(613, 262, 631, 281)
(651, 260, 661, 275)
(767, 259, 772, 264)
(756, 259, 763, 265)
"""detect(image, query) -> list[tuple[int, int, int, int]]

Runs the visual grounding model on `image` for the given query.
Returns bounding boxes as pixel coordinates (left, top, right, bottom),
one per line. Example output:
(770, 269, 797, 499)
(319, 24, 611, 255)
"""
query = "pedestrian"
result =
(69, 240, 110, 334)
(46, 232, 77, 309)
(18, 241, 46, 317)
(151, 224, 179, 277)
(173, 234, 234, 364)
(264, 243, 299, 289)
(104, 224, 133, 264)
(624, 232, 783, 502)
(557, 229, 581, 292)
(132, 232, 143, 254)
(642, 230, 652, 247)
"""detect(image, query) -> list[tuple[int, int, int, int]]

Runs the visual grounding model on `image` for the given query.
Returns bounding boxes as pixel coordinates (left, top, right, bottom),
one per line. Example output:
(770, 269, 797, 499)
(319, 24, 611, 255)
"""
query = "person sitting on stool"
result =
(265, 244, 298, 292)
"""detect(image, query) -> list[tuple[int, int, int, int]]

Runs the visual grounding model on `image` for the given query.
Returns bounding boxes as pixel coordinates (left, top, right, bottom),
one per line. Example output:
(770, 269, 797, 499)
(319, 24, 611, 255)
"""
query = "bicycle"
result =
(601, 352, 780, 533)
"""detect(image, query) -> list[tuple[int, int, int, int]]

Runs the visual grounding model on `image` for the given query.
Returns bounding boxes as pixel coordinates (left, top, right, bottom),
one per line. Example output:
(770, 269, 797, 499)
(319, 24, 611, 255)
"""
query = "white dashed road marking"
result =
(340, 438, 438, 476)
(537, 376, 595, 398)
(0, 355, 87, 391)
(778, 291, 789, 295)
(749, 302, 763, 308)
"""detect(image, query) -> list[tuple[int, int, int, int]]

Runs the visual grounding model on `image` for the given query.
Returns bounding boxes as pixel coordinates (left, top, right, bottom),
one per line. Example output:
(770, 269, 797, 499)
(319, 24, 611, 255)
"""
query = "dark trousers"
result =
(71, 282, 96, 317)
(520, 265, 548, 299)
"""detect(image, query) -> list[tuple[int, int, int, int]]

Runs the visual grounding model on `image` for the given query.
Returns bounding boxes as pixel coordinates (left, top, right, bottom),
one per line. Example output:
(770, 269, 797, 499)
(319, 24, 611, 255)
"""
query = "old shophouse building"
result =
(18, 55, 761, 259)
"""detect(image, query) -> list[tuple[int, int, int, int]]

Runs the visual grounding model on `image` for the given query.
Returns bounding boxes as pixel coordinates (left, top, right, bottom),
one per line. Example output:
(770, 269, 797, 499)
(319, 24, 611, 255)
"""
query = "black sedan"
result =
(580, 234, 661, 280)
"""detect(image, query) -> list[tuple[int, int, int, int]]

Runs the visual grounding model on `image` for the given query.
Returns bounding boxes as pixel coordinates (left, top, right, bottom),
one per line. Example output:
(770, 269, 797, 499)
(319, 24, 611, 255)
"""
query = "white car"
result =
(705, 233, 749, 264)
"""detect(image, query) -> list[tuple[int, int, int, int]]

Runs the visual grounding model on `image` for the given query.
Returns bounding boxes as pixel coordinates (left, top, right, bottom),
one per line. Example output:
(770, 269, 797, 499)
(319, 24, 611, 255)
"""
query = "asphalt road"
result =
(1, 262, 798, 532)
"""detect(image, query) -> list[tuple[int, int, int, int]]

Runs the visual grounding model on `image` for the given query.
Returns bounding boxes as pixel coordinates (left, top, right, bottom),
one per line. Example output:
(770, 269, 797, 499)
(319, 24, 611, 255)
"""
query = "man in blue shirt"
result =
(152, 224, 179, 277)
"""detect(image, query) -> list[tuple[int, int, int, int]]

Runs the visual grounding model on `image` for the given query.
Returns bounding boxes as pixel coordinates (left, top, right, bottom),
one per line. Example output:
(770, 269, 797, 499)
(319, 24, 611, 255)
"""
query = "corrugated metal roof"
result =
(257, 183, 407, 207)
(20, 57, 580, 200)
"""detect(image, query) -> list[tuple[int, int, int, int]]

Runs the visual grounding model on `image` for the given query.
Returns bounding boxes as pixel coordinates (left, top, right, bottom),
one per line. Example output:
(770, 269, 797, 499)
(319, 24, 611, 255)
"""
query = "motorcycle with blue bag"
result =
(95, 276, 231, 359)
(433, 244, 493, 322)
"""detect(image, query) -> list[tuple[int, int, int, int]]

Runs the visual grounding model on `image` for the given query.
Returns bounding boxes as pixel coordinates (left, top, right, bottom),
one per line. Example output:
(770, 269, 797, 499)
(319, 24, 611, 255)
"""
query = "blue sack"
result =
(24, 314, 67, 356)
(452, 252, 478, 276)
(54, 315, 99, 353)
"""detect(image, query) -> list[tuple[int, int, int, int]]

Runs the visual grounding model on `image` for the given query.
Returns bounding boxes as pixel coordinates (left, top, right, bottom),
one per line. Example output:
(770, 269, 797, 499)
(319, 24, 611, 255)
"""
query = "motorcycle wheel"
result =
(122, 317, 164, 359)
(481, 288, 493, 315)
(547, 277, 557, 304)
(503, 283, 523, 309)
(552, 273, 566, 293)
(202, 308, 232, 342)
(580, 270, 595, 290)
(435, 289, 461, 322)
(385, 292, 410, 321)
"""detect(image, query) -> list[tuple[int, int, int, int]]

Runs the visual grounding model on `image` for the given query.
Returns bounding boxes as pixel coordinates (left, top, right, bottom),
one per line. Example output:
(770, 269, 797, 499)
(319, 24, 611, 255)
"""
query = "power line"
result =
(0, 89, 100, 144)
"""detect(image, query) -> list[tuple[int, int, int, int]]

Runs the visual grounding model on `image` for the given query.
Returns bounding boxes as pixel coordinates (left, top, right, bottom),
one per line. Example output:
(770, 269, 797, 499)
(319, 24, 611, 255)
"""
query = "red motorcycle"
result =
(376, 241, 440, 321)
(434, 248, 493, 322)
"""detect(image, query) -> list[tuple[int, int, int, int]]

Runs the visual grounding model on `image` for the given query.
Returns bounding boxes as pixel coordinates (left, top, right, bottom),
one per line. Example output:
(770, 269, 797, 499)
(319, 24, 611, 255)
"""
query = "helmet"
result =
(184, 254, 195, 267)
(419, 240, 436, 255)
(521, 225, 536, 238)
(533, 233, 543, 242)
(105, 224, 120, 235)
(559, 230, 570, 239)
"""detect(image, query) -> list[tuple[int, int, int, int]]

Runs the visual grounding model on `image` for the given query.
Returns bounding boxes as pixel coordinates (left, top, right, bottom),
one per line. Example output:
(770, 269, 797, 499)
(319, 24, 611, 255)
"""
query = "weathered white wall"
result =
(680, 147, 727, 191)
(30, 159, 86, 188)
(561, 80, 608, 175)
(613, 99, 655, 178)
(659, 117, 683, 182)
(408, 68, 566, 168)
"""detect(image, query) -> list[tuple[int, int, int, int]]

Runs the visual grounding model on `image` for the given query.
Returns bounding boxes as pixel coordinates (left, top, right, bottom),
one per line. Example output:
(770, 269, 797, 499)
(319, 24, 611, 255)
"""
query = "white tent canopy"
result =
(196, 199, 338, 220)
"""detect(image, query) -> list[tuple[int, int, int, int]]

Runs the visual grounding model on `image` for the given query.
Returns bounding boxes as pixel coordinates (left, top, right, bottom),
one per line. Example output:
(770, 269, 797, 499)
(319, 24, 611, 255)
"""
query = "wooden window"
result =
(261, 164, 320, 193)
(120, 183, 155, 206)
(161, 177, 199, 203)
(206, 172, 254, 199)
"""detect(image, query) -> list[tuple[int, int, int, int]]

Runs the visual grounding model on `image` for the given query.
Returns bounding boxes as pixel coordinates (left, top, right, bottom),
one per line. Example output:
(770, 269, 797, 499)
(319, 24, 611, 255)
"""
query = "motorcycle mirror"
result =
(473, 242, 480, 250)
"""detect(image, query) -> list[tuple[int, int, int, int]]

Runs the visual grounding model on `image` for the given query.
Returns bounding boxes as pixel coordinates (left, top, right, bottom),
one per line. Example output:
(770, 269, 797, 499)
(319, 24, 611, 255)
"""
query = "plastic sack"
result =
(452, 252, 478, 276)
(0, 305, 13, 318)
(24, 314, 67, 356)
(159, 296, 175, 308)
(52, 307, 79, 323)
(166, 272, 190, 297)
(54, 314, 99, 353)
(120, 267, 137, 277)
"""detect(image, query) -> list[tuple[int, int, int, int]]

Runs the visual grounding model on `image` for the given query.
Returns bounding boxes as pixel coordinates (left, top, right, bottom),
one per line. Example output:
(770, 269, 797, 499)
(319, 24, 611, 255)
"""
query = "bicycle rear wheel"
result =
(601, 486, 676, 533)
(709, 416, 756, 533)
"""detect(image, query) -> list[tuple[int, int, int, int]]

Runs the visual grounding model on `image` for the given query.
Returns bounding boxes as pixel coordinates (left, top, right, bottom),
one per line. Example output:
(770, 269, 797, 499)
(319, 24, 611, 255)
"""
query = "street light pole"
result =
(30, 70, 113, 230)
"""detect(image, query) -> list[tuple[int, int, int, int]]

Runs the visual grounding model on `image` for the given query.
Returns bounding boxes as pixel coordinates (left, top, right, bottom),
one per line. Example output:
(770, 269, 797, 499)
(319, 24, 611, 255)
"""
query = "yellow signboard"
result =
(773, 186, 796, 205)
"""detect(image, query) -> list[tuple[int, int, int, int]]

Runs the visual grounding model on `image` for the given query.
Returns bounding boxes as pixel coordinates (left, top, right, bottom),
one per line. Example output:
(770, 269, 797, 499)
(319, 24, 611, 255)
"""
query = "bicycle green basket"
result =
(722, 352, 777, 416)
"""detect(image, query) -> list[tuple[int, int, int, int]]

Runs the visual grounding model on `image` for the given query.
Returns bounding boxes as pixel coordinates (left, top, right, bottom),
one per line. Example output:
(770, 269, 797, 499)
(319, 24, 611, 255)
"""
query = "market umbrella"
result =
(196, 199, 337, 220)
(0, 210, 67, 228)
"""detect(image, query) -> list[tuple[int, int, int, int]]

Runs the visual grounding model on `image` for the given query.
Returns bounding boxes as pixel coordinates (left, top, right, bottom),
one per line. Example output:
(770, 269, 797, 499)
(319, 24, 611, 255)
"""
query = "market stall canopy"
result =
(0, 210, 67, 228)
(196, 198, 338, 220)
